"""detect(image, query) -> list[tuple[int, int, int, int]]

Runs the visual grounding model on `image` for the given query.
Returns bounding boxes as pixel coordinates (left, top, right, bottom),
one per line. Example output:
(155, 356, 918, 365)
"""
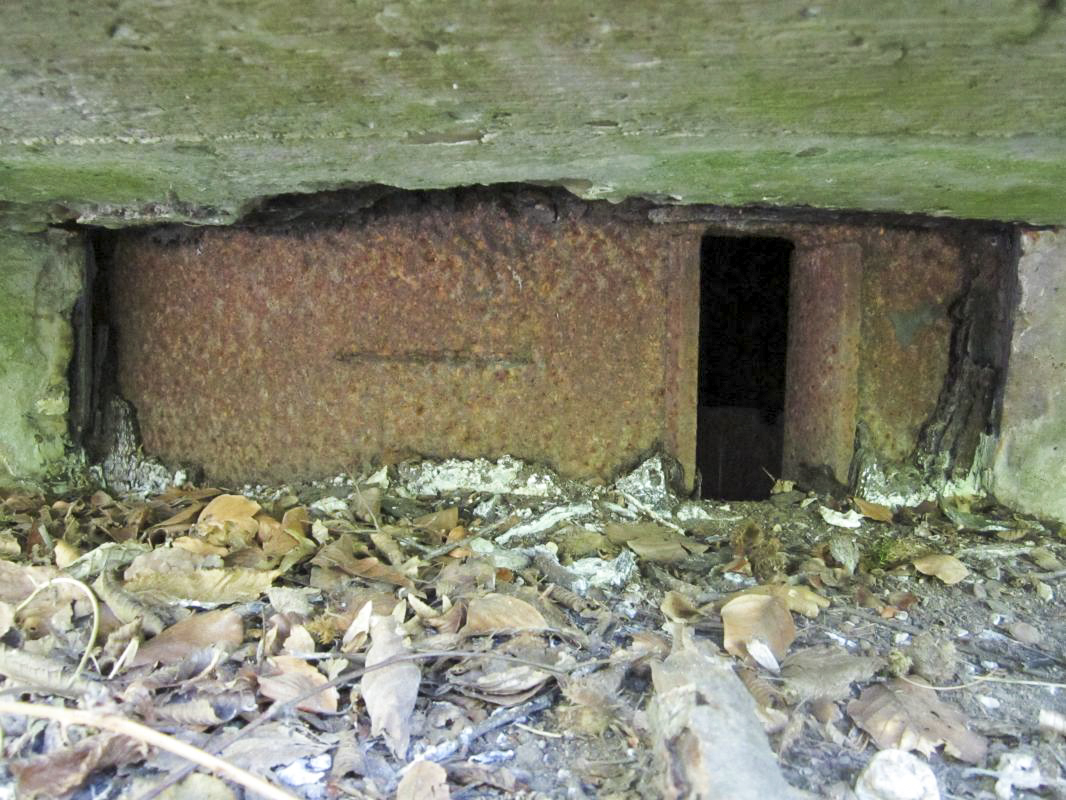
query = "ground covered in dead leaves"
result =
(0, 456, 1064, 800)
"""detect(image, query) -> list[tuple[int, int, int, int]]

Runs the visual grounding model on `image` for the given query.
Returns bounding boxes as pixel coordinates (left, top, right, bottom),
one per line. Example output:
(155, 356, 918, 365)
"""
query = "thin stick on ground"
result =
(0, 700, 299, 800)
(15, 576, 99, 683)
(138, 648, 591, 800)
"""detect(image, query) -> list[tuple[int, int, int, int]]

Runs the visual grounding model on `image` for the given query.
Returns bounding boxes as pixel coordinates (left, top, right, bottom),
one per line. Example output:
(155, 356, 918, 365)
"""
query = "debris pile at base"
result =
(0, 455, 1064, 799)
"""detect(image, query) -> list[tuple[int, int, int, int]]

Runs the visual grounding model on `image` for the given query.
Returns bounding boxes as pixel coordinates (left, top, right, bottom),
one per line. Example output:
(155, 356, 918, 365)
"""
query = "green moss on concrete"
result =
(0, 230, 84, 488)
(1, 0, 1065, 226)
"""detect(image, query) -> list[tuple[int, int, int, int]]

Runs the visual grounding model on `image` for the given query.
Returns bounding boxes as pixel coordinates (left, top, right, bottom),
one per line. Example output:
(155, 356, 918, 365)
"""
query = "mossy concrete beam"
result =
(0, 230, 85, 488)
(1, 1, 1066, 226)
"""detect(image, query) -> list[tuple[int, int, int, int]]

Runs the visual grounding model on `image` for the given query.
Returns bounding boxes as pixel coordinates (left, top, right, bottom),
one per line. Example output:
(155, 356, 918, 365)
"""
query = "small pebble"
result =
(855, 749, 940, 800)
(1008, 621, 1042, 645)
(976, 694, 1001, 711)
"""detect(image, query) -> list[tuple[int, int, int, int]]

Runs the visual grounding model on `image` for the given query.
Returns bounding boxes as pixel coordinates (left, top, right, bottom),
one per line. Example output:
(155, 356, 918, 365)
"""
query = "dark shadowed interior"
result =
(698, 234, 793, 500)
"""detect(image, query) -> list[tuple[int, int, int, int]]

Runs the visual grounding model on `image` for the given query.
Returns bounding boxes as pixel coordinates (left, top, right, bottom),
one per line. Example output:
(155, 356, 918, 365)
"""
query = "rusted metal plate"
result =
(107, 189, 997, 492)
(855, 227, 963, 462)
(783, 238, 863, 484)
(109, 192, 697, 485)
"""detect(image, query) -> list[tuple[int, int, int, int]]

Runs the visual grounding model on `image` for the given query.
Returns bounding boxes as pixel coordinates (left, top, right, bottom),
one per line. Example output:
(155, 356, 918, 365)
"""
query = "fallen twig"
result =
(139, 648, 596, 800)
(15, 576, 99, 683)
(0, 700, 299, 800)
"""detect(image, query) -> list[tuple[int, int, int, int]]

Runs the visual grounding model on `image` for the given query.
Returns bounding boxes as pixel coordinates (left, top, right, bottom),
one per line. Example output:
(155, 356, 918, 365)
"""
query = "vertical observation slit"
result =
(697, 234, 793, 500)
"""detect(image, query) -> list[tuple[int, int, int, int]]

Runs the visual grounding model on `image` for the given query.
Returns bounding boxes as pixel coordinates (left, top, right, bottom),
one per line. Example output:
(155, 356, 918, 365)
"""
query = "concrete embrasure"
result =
(993, 229, 1066, 521)
(0, 230, 84, 487)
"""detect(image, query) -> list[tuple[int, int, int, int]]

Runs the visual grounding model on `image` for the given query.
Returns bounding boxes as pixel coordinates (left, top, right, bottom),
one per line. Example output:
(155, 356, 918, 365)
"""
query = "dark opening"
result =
(697, 235, 793, 500)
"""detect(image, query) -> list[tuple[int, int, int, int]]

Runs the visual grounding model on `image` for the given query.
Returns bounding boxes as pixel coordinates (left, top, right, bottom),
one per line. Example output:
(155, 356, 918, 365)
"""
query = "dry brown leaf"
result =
(847, 679, 987, 763)
(281, 505, 310, 535)
(281, 624, 317, 655)
(351, 486, 383, 523)
(855, 497, 894, 522)
(606, 522, 705, 562)
(125, 544, 218, 576)
(254, 515, 293, 556)
(414, 507, 459, 533)
(770, 584, 830, 618)
(463, 593, 548, 635)
(9, 731, 146, 799)
(369, 529, 405, 566)
(397, 759, 450, 800)
(912, 554, 969, 585)
(341, 600, 374, 653)
(781, 646, 884, 702)
(219, 720, 334, 772)
(720, 593, 796, 666)
(647, 634, 800, 798)
(362, 614, 421, 758)
(53, 540, 81, 569)
(93, 568, 166, 636)
(721, 583, 829, 619)
(195, 494, 261, 546)
(448, 764, 518, 793)
(449, 661, 552, 705)
(258, 655, 339, 713)
(124, 567, 279, 604)
(312, 535, 414, 589)
(435, 558, 497, 598)
(0, 645, 102, 697)
(130, 609, 244, 667)
(148, 502, 204, 532)
(172, 536, 229, 556)
(0, 530, 20, 558)
(425, 601, 464, 634)
(660, 591, 703, 623)
(153, 694, 251, 727)
(625, 536, 688, 562)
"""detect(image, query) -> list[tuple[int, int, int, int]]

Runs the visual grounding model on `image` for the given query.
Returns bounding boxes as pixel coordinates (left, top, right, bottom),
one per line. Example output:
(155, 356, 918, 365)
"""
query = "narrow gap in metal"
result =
(697, 234, 793, 500)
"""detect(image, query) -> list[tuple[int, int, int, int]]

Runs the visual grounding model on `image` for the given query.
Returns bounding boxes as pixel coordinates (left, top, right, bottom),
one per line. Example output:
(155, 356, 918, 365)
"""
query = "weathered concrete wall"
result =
(1, 1, 1066, 229)
(0, 230, 84, 487)
(993, 230, 1066, 521)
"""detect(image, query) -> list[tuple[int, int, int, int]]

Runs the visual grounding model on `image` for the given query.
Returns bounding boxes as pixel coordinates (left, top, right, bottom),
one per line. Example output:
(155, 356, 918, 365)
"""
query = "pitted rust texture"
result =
(856, 226, 963, 463)
(110, 192, 691, 484)
(690, 218, 971, 485)
(782, 237, 862, 484)
(779, 222, 969, 481)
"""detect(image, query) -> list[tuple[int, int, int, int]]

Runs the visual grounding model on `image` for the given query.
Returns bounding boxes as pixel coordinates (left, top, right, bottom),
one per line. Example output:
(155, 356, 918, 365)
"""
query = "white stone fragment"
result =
(310, 495, 349, 516)
(855, 749, 940, 800)
(569, 549, 637, 589)
(495, 502, 595, 545)
(398, 455, 567, 498)
(613, 455, 674, 509)
(994, 752, 1043, 800)
(820, 505, 864, 529)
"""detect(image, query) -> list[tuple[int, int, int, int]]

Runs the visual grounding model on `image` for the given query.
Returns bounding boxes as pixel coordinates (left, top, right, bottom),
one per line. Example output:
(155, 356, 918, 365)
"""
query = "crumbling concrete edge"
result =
(991, 228, 1066, 522)
(0, 228, 88, 491)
